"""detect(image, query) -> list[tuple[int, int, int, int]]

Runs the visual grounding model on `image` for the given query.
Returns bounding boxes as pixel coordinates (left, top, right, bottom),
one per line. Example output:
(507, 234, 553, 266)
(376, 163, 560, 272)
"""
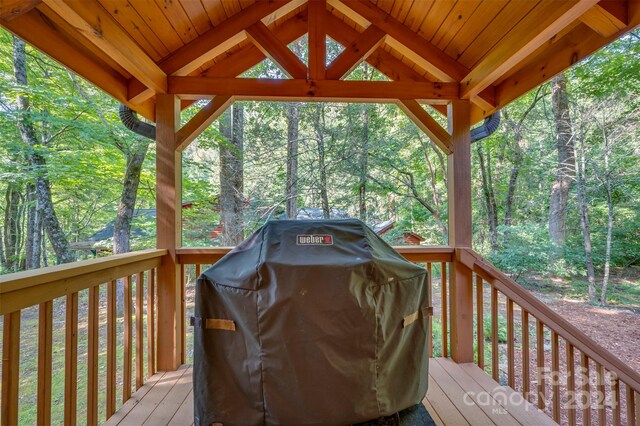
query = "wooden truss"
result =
(1, 0, 637, 154)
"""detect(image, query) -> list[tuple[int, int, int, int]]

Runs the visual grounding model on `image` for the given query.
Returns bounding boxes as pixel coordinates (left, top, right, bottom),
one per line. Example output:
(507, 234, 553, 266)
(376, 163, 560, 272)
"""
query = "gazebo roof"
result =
(1, 0, 637, 124)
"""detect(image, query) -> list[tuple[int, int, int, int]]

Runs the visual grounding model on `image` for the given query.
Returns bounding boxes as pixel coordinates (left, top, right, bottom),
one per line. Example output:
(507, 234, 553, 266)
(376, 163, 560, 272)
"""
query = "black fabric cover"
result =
(193, 219, 430, 425)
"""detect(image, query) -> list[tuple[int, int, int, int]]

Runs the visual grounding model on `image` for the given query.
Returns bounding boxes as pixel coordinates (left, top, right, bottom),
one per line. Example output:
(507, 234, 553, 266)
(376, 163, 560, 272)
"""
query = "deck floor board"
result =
(111, 358, 556, 425)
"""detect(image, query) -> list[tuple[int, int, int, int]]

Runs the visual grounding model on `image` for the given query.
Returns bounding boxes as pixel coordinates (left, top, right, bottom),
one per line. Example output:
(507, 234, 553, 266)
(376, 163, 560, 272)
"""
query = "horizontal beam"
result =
(461, 0, 599, 99)
(398, 100, 452, 154)
(175, 246, 455, 265)
(42, 0, 167, 93)
(168, 77, 459, 102)
(175, 96, 234, 151)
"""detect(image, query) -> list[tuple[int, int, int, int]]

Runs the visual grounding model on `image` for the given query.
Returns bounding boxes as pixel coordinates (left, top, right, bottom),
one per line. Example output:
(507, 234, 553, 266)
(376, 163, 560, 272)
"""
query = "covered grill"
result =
(193, 219, 431, 425)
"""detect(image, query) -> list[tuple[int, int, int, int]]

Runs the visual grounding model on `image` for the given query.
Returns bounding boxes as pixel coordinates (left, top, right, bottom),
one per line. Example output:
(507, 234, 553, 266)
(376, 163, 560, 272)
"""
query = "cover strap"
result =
(190, 316, 236, 331)
(402, 307, 433, 328)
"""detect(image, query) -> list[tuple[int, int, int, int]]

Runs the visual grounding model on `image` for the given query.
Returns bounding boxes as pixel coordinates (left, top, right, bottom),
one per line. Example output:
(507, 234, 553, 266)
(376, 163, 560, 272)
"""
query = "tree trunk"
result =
(476, 144, 499, 250)
(313, 105, 330, 219)
(0, 228, 6, 271)
(285, 103, 299, 219)
(600, 112, 614, 305)
(219, 106, 244, 245)
(358, 105, 369, 221)
(14, 36, 73, 264)
(549, 73, 576, 251)
(25, 182, 42, 269)
(3, 183, 22, 272)
(575, 129, 597, 303)
(113, 148, 148, 254)
(504, 128, 524, 227)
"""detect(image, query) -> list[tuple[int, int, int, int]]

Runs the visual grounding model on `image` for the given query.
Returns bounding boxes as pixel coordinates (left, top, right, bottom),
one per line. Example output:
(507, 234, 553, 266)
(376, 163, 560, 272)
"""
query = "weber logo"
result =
(296, 234, 333, 245)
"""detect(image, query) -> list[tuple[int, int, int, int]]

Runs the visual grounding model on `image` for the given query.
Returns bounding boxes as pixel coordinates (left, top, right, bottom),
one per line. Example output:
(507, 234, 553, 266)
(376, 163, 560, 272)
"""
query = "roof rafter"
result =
(128, 0, 302, 103)
(327, 0, 495, 110)
(579, 0, 627, 37)
(461, 0, 600, 99)
(397, 100, 452, 154)
(308, 0, 327, 79)
(175, 96, 235, 151)
(325, 24, 386, 80)
(494, 14, 638, 113)
(328, 0, 465, 82)
(1, 8, 155, 120)
(0, 0, 41, 21)
(246, 21, 308, 79)
(325, 14, 447, 116)
(161, 0, 297, 76)
(168, 77, 459, 102)
(41, 0, 167, 94)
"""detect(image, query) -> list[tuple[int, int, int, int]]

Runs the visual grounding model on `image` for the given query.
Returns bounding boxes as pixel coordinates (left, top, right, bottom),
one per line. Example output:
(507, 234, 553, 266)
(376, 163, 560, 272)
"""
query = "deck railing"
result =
(2, 246, 640, 425)
(176, 246, 456, 362)
(0, 249, 165, 425)
(460, 248, 640, 426)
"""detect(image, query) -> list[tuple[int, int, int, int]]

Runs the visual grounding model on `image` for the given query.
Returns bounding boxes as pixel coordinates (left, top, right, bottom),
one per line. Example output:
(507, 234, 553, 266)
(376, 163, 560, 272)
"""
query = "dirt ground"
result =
(540, 295, 640, 373)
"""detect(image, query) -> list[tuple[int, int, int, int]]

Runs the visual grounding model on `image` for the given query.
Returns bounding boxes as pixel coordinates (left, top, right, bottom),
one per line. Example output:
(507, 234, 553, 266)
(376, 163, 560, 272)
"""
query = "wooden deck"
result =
(105, 358, 555, 426)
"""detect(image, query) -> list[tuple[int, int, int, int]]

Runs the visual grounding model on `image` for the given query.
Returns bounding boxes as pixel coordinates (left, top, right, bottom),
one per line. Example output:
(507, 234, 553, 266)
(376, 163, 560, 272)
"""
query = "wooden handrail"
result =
(176, 245, 454, 265)
(459, 247, 640, 393)
(0, 249, 166, 315)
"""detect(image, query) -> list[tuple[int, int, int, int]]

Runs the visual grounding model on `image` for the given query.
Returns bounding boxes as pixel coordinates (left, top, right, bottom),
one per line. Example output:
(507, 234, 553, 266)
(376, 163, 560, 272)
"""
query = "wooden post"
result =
(156, 94, 183, 371)
(447, 99, 474, 363)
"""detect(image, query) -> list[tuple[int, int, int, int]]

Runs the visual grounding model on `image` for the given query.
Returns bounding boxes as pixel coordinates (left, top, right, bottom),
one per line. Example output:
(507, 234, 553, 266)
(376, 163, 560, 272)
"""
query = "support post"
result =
(155, 94, 182, 371)
(447, 99, 474, 363)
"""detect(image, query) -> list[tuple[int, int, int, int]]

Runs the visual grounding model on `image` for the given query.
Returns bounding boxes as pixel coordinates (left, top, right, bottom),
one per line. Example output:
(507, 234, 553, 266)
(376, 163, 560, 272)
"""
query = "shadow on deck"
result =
(105, 358, 555, 426)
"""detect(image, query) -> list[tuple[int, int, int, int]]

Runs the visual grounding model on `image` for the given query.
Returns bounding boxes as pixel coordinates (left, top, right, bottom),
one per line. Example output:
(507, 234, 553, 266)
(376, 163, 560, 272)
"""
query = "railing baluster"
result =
(635, 390, 640, 426)
(581, 352, 591, 426)
(567, 343, 576, 426)
(124, 275, 133, 403)
(507, 298, 515, 389)
(522, 308, 530, 401)
(64, 292, 78, 425)
(551, 330, 560, 423)
(596, 363, 606, 425)
(107, 279, 117, 418)
(87, 286, 99, 425)
(37, 301, 52, 425)
(441, 262, 448, 358)
(181, 263, 186, 365)
(491, 287, 499, 381)
(537, 319, 546, 410)
(1, 311, 20, 426)
(427, 262, 433, 358)
(136, 271, 144, 390)
(625, 384, 636, 426)
(148, 268, 156, 378)
(611, 373, 621, 426)
(475, 274, 484, 369)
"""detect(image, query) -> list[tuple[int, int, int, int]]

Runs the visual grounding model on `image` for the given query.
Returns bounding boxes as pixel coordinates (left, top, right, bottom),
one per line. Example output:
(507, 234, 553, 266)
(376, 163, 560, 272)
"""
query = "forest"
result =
(0, 29, 638, 307)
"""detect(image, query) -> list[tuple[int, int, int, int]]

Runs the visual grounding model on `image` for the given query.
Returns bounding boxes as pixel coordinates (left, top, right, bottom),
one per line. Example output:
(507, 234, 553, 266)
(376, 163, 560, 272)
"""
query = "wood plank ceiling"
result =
(1, 0, 638, 126)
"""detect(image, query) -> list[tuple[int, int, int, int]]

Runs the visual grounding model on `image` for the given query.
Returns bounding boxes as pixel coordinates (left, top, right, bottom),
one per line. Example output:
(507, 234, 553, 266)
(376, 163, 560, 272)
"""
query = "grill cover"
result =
(193, 219, 430, 425)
